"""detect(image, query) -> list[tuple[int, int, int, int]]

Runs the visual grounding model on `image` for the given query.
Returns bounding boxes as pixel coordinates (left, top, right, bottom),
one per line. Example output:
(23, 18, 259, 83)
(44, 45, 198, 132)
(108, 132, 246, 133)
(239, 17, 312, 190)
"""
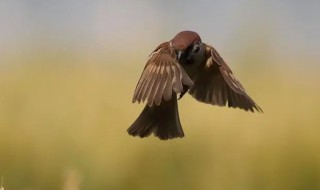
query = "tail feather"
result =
(128, 95, 184, 140)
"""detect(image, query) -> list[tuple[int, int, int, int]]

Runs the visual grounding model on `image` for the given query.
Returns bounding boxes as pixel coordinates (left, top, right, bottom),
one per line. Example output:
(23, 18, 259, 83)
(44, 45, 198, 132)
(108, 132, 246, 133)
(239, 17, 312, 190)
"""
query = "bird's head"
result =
(170, 31, 204, 62)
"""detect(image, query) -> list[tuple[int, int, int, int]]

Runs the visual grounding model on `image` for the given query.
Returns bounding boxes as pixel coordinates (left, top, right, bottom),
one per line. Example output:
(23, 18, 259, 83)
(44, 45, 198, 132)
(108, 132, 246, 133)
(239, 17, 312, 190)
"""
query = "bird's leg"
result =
(178, 84, 189, 100)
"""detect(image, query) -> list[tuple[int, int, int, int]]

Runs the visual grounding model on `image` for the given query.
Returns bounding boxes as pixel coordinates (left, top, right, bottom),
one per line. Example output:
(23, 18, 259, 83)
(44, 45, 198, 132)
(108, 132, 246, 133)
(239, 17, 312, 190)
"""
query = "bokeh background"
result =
(1, 1, 320, 189)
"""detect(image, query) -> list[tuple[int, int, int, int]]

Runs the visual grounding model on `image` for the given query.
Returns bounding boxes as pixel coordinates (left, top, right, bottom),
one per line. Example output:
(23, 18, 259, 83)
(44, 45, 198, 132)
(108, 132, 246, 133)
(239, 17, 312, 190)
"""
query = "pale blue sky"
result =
(1, 0, 319, 66)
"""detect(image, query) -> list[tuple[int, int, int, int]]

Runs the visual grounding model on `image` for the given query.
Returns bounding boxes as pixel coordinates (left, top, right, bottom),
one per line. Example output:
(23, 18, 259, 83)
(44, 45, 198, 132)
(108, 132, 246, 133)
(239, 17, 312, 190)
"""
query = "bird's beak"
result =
(177, 50, 184, 61)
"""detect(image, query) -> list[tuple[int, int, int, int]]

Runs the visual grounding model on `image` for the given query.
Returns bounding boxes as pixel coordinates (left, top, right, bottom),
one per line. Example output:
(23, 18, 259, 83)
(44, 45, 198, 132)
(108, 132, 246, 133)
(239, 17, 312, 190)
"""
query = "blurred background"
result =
(0, 0, 320, 189)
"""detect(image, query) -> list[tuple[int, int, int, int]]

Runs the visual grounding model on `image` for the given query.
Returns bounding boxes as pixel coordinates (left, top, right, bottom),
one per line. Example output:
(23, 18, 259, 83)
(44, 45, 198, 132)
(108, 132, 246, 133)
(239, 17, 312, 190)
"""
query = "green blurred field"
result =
(0, 51, 319, 190)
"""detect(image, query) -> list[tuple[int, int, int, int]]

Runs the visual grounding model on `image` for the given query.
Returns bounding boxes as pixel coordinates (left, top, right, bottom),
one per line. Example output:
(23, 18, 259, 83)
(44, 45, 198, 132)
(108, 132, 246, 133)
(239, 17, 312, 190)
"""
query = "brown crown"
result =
(171, 31, 201, 50)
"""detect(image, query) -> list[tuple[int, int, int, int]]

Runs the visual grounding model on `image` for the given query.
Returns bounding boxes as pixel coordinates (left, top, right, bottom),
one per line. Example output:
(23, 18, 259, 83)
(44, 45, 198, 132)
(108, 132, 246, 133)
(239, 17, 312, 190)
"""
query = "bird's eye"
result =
(193, 44, 200, 53)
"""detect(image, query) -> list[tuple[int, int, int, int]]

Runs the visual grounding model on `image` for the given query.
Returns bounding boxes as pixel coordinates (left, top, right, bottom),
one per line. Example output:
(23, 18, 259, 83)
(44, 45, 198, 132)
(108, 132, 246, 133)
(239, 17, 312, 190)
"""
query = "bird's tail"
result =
(127, 95, 184, 140)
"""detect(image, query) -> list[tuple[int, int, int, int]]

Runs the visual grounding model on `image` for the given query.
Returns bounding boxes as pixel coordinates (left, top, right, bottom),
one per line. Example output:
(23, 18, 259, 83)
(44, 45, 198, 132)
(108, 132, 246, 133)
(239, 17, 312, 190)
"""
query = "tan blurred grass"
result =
(0, 54, 319, 190)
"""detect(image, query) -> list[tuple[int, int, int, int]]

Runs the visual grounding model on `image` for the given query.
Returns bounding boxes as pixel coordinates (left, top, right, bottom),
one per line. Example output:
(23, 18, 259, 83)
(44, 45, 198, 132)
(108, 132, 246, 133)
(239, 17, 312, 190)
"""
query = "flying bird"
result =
(128, 31, 262, 140)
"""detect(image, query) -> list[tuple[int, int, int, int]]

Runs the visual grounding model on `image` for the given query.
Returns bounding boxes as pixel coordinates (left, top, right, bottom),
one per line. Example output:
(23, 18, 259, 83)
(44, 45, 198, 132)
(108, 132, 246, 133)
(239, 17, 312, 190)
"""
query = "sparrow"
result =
(128, 31, 262, 140)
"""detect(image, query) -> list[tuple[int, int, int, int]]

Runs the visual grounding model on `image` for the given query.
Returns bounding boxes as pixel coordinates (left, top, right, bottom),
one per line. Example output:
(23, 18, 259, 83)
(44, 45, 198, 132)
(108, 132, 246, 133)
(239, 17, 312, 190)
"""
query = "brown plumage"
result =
(128, 31, 262, 140)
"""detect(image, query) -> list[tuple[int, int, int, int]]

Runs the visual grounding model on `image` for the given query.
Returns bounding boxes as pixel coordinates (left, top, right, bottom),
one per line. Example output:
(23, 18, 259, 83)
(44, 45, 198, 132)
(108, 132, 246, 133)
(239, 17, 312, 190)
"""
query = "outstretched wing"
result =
(133, 42, 194, 107)
(188, 44, 262, 112)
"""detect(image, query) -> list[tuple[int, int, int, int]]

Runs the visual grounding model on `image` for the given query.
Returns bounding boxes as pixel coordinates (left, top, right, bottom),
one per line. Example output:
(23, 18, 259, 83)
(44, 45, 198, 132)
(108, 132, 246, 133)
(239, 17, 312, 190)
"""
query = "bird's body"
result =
(128, 31, 262, 140)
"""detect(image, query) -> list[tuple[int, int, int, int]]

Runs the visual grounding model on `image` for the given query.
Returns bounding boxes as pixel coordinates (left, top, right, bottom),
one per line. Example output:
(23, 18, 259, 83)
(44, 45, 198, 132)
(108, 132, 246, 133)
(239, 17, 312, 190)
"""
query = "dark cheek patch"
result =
(185, 46, 194, 58)
(178, 44, 200, 65)
(194, 46, 200, 53)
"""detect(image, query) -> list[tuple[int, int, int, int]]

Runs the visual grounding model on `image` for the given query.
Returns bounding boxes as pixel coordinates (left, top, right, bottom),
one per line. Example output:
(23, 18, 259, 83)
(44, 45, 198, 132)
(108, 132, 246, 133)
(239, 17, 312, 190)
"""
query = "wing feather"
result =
(154, 62, 167, 105)
(133, 42, 194, 106)
(171, 64, 183, 93)
(141, 64, 158, 102)
(188, 44, 262, 112)
(147, 64, 162, 106)
(163, 61, 173, 101)
(134, 65, 153, 102)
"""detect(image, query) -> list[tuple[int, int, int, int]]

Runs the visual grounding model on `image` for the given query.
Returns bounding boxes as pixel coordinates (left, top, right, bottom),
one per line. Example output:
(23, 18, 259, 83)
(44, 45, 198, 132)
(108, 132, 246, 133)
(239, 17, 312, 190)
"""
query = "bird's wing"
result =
(133, 42, 194, 107)
(188, 44, 262, 112)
